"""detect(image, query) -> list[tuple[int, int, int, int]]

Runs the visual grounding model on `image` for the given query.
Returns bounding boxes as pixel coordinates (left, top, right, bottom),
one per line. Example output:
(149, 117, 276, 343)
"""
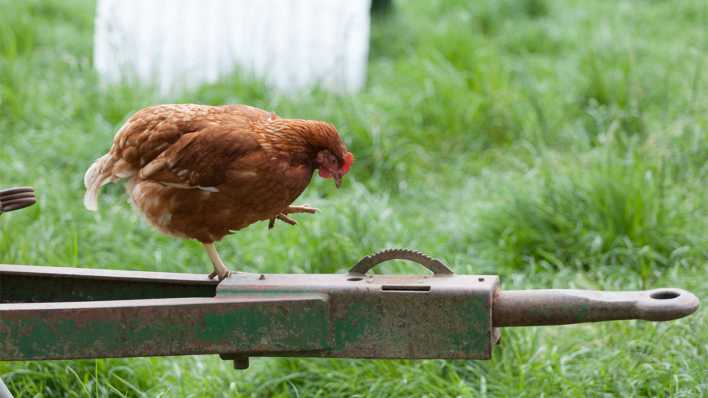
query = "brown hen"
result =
(84, 104, 353, 280)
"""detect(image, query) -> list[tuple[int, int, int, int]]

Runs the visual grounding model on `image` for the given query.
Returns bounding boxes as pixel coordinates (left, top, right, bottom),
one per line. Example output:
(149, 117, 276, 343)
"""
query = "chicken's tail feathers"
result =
(83, 154, 112, 211)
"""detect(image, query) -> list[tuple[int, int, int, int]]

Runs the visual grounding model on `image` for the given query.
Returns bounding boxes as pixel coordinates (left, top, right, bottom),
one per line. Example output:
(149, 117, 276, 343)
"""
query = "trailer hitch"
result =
(0, 249, 699, 369)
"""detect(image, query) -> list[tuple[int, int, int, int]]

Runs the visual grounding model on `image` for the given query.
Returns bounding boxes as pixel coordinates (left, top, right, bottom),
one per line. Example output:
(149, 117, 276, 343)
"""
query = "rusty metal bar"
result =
(492, 288, 699, 327)
(0, 264, 499, 361)
(0, 250, 699, 364)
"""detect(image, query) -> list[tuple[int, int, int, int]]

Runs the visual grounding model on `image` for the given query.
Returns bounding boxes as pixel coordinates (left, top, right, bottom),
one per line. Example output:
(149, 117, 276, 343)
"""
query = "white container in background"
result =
(94, 0, 372, 95)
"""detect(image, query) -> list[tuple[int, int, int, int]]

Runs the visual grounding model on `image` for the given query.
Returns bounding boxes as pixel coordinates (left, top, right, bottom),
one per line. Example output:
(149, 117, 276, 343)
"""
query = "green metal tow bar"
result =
(0, 250, 699, 369)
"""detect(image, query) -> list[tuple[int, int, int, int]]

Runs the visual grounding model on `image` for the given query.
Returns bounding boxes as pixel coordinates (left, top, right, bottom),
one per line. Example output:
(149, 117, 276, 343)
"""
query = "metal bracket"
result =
(0, 187, 35, 214)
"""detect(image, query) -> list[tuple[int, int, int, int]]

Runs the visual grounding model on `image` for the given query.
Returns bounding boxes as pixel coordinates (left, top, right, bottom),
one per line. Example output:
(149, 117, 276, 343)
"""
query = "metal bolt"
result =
(233, 357, 249, 369)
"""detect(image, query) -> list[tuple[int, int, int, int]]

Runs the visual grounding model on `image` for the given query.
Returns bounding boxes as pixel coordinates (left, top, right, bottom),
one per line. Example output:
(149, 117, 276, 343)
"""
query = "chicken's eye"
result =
(325, 153, 336, 166)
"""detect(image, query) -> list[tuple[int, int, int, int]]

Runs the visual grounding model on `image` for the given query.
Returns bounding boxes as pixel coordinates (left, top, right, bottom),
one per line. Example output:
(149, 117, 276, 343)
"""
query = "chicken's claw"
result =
(268, 204, 319, 230)
(208, 268, 232, 281)
(278, 214, 297, 225)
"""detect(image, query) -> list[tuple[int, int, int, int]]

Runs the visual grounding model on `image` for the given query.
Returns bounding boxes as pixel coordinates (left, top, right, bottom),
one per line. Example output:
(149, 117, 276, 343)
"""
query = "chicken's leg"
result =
(204, 243, 232, 281)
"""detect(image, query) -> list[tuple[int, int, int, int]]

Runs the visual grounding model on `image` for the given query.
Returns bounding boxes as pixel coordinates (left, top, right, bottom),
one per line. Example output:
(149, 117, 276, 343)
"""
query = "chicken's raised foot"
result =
(268, 205, 318, 229)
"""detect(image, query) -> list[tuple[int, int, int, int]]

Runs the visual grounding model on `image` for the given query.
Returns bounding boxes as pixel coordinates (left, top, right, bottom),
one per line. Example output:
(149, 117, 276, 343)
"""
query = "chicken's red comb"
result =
(342, 152, 354, 173)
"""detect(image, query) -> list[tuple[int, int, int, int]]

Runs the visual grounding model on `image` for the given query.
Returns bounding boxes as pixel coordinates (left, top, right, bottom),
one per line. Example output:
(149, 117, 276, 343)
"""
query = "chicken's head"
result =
(272, 119, 354, 188)
(316, 149, 353, 188)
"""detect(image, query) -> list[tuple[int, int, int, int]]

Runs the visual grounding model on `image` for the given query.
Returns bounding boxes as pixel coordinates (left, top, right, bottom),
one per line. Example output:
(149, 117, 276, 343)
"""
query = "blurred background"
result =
(0, 0, 706, 396)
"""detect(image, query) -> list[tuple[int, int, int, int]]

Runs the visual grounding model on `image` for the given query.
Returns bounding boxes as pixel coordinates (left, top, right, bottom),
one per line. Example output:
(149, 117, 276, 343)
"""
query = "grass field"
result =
(1, 0, 706, 396)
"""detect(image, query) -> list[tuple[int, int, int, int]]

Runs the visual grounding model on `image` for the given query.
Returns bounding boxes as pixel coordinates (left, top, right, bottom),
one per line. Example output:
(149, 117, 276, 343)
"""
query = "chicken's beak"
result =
(334, 173, 343, 188)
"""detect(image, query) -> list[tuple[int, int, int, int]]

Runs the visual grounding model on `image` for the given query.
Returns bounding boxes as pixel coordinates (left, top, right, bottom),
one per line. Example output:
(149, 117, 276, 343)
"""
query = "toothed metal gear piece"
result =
(0, 187, 36, 214)
(349, 248, 454, 276)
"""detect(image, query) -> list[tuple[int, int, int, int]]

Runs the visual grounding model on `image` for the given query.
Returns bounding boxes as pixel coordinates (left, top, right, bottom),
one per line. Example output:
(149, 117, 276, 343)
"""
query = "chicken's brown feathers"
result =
(138, 126, 261, 188)
(254, 118, 347, 159)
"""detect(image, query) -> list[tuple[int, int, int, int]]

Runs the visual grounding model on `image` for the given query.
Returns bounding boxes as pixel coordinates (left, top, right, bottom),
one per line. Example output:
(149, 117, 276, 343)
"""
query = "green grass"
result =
(1, 0, 706, 396)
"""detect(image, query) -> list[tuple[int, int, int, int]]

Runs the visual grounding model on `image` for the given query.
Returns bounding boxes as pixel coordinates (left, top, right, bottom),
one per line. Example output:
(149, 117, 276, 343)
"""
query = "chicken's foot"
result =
(203, 242, 232, 281)
(268, 205, 319, 229)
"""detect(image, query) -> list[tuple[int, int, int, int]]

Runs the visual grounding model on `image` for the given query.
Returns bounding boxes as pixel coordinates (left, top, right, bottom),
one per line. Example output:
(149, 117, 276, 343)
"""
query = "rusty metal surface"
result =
(492, 288, 699, 327)
(0, 249, 700, 363)
(0, 264, 216, 303)
(217, 272, 499, 359)
(0, 295, 328, 360)
(349, 248, 454, 276)
(0, 187, 35, 214)
(0, 265, 499, 361)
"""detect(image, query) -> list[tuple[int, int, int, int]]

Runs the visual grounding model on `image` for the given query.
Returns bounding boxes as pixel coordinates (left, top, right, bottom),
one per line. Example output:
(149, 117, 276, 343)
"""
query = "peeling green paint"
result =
(0, 297, 329, 360)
